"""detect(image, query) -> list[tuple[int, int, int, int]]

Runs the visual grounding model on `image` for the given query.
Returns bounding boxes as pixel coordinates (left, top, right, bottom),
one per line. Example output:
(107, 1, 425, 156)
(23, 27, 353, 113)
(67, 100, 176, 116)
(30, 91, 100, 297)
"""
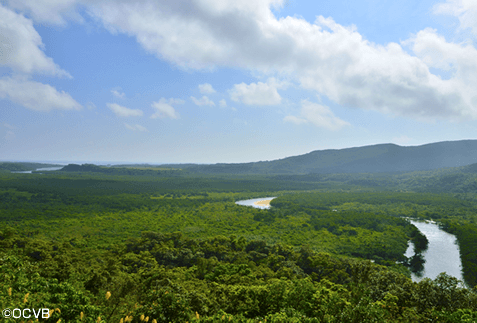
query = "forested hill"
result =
(162, 139, 477, 174)
(60, 163, 183, 176)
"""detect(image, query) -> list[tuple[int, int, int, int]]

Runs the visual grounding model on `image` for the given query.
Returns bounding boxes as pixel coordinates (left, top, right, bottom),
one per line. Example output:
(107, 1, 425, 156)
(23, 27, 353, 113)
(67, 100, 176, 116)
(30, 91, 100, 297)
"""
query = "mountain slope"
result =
(165, 140, 477, 174)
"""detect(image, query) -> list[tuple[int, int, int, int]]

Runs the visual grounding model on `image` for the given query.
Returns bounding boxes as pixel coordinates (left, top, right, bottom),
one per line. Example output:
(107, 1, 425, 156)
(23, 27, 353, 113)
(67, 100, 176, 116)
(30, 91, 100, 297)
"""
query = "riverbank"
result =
(253, 199, 274, 207)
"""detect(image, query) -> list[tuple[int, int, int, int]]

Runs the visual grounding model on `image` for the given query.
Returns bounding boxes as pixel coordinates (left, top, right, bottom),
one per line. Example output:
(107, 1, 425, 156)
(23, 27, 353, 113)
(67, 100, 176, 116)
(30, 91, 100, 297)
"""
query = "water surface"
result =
(405, 220, 464, 283)
(235, 197, 277, 209)
(11, 167, 63, 174)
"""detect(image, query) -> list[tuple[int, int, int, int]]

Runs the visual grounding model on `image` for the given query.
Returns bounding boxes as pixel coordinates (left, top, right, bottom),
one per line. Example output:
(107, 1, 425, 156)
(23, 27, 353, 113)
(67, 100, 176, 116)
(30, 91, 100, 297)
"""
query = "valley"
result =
(2, 141, 477, 322)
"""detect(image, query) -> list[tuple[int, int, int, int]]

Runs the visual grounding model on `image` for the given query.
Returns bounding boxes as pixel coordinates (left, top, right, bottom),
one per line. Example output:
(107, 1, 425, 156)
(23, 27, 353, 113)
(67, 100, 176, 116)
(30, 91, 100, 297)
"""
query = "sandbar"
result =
(253, 199, 273, 207)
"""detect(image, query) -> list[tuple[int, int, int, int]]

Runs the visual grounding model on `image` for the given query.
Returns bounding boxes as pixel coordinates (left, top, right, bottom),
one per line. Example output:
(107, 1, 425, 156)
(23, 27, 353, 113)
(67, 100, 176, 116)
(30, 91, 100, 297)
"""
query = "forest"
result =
(1, 166, 477, 322)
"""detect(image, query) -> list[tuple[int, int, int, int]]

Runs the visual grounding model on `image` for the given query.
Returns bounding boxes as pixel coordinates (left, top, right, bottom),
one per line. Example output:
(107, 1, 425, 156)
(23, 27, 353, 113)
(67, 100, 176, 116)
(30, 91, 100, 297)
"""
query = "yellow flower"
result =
(23, 293, 29, 303)
(195, 312, 200, 319)
(145, 317, 149, 322)
(48, 309, 55, 318)
(140, 314, 145, 321)
(55, 309, 61, 313)
(119, 318, 123, 323)
(97, 316, 101, 323)
(8, 287, 12, 296)
(106, 291, 111, 300)
(80, 312, 84, 320)
(152, 319, 157, 323)
(56, 319, 61, 323)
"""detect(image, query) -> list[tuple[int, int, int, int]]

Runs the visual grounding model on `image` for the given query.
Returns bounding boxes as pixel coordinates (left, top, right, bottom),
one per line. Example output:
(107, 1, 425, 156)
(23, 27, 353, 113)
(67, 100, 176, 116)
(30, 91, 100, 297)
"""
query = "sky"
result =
(1, 0, 477, 164)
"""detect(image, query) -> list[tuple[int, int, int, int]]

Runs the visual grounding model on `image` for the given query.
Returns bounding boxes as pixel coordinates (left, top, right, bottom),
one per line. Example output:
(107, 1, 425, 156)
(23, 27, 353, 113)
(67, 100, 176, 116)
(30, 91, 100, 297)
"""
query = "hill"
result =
(60, 163, 183, 176)
(161, 140, 477, 174)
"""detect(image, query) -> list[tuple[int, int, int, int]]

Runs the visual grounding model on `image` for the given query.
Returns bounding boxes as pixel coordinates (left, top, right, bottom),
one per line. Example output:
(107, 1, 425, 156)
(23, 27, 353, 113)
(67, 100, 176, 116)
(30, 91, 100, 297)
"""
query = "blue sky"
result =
(1, 0, 477, 164)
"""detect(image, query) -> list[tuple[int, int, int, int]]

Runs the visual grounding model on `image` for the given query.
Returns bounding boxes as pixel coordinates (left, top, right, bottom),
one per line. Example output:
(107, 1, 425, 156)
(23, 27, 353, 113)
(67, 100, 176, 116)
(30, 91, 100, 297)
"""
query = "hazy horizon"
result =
(2, 138, 476, 166)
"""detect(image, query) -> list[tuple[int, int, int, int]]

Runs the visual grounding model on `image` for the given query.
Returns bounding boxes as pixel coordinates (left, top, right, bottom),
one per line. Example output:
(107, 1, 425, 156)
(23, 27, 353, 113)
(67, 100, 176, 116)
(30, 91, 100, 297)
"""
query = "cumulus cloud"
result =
(0, 78, 82, 111)
(284, 100, 350, 131)
(219, 99, 227, 107)
(4, 0, 83, 25)
(198, 83, 216, 94)
(107, 103, 143, 117)
(111, 89, 126, 98)
(0, 5, 72, 77)
(124, 123, 148, 132)
(150, 97, 181, 119)
(84, 0, 477, 120)
(433, 0, 477, 36)
(229, 78, 284, 106)
(191, 95, 215, 106)
(4, 0, 477, 120)
(402, 28, 477, 118)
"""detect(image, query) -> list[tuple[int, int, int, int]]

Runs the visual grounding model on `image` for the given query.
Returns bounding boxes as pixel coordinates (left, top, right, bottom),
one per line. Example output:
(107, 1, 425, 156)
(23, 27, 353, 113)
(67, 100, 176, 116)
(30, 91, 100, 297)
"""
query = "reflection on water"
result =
(405, 220, 464, 283)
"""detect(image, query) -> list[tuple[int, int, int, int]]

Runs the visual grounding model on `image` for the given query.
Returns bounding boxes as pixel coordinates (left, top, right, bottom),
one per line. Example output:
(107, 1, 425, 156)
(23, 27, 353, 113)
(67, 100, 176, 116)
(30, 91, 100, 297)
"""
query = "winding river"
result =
(236, 198, 465, 284)
(405, 219, 464, 283)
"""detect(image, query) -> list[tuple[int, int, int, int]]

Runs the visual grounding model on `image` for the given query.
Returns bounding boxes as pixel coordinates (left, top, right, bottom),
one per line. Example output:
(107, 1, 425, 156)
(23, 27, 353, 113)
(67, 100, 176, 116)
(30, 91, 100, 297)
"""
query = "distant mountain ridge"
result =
(163, 140, 477, 174)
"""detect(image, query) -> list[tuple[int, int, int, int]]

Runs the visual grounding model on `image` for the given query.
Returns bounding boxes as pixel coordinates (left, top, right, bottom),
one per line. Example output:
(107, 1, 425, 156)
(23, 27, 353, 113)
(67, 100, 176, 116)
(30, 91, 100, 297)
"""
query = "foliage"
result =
(1, 170, 477, 322)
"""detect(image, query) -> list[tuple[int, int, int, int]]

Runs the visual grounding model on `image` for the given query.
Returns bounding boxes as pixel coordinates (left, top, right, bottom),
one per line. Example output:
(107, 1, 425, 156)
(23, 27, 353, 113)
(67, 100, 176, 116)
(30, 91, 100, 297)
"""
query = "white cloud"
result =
(402, 28, 477, 119)
(84, 0, 477, 120)
(4, 0, 82, 26)
(191, 95, 215, 106)
(0, 78, 82, 111)
(229, 78, 284, 106)
(283, 115, 307, 125)
(5, 0, 477, 121)
(0, 5, 72, 77)
(151, 97, 181, 119)
(86, 102, 96, 110)
(198, 83, 216, 94)
(219, 99, 227, 107)
(107, 103, 143, 117)
(284, 100, 350, 131)
(433, 0, 477, 36)
(111, 89, 126, 99)
(124, 123, 148, 132)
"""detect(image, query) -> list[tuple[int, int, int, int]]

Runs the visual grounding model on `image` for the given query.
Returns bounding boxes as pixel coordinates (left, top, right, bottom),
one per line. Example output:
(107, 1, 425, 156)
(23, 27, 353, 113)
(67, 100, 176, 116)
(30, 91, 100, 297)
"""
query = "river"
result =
(236, 198, 465, 284)
(11, 167, 63, 174)
(405, 219, 464, 283)
(235, 197, 277, 209)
